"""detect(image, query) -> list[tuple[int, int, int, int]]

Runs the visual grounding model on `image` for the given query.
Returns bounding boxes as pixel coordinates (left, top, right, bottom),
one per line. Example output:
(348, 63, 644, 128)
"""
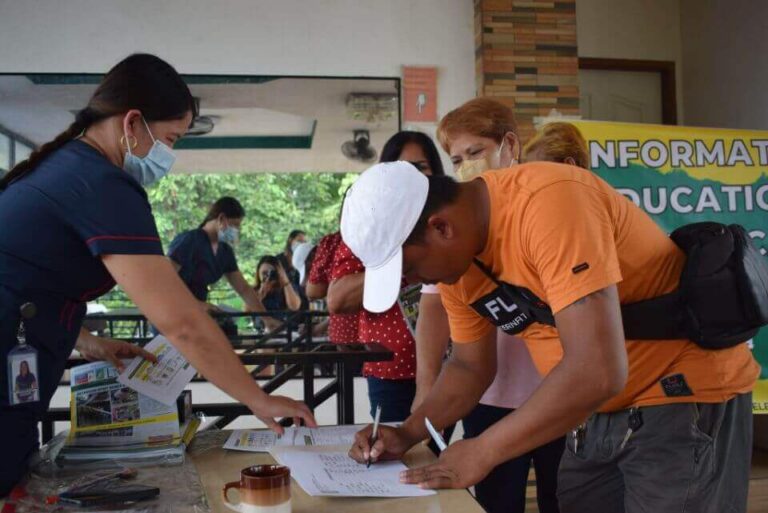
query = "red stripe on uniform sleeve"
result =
(85, 235, 161, 245)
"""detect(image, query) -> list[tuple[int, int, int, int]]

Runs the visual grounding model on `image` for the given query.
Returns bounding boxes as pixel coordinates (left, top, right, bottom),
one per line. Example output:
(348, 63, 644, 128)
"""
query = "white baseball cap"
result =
(340, 161, 429, 313)
(291, 241, 315, 284)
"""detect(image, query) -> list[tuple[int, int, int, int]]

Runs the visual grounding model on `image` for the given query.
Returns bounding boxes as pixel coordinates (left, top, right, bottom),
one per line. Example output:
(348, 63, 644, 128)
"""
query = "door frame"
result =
(578, 57, 677, 125)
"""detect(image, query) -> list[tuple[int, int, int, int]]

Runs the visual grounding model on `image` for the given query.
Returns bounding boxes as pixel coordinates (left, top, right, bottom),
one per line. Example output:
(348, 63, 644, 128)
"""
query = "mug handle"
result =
(222, 481, 242, 512)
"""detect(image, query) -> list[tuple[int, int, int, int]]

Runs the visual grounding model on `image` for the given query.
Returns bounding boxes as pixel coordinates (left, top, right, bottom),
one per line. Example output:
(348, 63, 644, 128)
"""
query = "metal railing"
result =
(42, 310, 392, 442)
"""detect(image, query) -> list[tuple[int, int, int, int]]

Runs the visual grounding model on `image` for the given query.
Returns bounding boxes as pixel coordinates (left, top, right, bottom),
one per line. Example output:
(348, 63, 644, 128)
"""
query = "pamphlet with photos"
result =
(68, 361, 180, 448)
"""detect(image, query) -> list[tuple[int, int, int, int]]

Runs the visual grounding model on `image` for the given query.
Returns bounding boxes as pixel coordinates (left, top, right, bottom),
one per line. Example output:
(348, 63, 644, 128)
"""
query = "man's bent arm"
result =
(400, 329, 497, 445)
(471, 285, 628, 467)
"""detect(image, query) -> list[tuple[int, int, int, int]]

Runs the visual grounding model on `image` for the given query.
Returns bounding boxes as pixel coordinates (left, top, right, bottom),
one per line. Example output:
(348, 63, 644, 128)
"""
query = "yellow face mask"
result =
(455, 157, 492, 182)
(453, 139, 517, 183)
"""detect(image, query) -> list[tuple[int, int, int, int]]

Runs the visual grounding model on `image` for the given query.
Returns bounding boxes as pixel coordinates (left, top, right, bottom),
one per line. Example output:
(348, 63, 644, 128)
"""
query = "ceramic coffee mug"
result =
(222, 465, 291, 513)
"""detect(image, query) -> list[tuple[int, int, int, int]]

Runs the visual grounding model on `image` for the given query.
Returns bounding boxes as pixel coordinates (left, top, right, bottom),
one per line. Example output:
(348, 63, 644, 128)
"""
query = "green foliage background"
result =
(100, 172, 357, 308)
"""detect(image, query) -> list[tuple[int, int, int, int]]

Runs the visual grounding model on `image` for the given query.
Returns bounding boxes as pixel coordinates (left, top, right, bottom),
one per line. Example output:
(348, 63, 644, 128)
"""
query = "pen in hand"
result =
(425, 417, 447, 452)
(366, 404, 382, 468)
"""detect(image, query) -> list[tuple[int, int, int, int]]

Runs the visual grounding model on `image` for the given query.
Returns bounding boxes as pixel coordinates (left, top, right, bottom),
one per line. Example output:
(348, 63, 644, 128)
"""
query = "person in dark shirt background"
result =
(253, 255, 303, 328)
(276, 229, 306, 288)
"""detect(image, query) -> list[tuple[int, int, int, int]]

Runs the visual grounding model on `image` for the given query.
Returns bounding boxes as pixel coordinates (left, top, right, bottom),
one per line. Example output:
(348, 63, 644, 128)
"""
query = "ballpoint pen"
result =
(366, 404, 382, 468)
(425, 417, 447, 452)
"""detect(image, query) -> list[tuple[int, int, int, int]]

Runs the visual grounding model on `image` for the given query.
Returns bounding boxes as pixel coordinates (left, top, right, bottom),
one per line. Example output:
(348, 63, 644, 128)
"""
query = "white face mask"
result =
(454, 138, 518, 182)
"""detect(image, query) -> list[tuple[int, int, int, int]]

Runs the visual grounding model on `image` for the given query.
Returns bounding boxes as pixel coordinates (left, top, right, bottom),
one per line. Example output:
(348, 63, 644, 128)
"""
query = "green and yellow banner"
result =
(571, 120, 768, 414)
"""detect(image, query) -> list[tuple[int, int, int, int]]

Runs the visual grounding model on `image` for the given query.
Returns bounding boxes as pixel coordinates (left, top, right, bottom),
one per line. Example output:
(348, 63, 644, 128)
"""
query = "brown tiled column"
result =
(474, 0, 579, 141)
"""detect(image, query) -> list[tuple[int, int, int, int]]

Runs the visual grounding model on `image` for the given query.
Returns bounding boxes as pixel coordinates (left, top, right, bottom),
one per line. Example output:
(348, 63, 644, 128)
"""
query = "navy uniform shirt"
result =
(0, 140, 163, 486)
(168, 229, 238, 302)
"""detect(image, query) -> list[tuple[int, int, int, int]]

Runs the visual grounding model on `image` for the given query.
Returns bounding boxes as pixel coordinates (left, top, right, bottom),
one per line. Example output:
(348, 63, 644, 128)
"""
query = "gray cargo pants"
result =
(557, 393, 753, 513)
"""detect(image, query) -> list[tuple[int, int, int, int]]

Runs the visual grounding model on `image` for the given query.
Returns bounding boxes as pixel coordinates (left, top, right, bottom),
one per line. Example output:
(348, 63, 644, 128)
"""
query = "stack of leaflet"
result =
(56, 360, 198, 467)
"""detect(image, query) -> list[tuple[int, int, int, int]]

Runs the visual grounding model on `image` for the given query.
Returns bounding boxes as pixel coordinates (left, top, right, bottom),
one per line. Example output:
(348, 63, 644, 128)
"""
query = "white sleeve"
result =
(420, 283, 440, 295)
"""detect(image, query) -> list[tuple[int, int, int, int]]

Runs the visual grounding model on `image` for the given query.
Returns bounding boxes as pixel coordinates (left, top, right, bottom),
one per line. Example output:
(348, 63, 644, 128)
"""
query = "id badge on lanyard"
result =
(7, 303, 40, 405)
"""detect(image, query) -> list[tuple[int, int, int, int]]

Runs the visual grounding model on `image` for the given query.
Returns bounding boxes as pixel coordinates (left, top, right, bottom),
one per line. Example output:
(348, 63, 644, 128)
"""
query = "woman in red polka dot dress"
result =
(307, 231, 359, 344)
(326, 131, 446, 422)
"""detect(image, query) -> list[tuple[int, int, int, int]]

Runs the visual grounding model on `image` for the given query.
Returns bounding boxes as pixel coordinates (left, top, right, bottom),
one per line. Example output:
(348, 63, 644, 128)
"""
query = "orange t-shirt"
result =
(439, 164, 760, 412)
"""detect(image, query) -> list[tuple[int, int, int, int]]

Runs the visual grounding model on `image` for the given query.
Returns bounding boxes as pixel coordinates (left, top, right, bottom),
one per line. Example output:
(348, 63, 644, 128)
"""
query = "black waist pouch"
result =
(671, 222, 767, 347)
(615, 223, 768, 348)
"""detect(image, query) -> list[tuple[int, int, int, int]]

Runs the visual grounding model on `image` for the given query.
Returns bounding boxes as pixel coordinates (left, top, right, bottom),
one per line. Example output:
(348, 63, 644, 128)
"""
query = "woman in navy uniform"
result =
(0, 54, 315, 495)
(168, 197, 279, 330)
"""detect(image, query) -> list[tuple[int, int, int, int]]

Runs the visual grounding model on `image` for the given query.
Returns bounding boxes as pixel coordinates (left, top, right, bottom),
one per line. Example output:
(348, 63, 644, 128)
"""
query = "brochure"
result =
(68, 361, 180, 448)
(117, 336, 197, 406)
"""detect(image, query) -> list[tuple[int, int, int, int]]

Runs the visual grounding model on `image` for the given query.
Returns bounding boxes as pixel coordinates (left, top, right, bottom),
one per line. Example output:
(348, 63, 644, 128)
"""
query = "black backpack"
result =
(474, 223, 768, 349)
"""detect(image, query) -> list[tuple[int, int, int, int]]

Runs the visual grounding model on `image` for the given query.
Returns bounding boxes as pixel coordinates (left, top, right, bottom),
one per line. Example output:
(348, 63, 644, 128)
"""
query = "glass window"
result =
(14, 141, 32, 165)
(0, 133, 10, 173)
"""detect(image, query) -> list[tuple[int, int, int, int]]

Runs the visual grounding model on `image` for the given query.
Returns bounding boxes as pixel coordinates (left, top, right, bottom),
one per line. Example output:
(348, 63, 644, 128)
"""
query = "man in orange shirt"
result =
(342, 160, 759, 513)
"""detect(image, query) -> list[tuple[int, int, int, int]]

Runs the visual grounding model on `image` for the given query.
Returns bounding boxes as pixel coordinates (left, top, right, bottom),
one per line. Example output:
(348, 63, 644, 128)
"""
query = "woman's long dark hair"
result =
(284, 230, 306, 254)
(254, 255, 281, 289)
(379, 131, 445, 176)
(199, 197, 245, 228)
(0, 53, 196, 190)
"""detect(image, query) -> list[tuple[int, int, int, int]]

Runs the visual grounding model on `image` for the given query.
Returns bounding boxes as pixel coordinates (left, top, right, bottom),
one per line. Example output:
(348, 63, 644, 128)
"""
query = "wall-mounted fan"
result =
(341, 130, 377, 162)
(185, 97, 216, 136)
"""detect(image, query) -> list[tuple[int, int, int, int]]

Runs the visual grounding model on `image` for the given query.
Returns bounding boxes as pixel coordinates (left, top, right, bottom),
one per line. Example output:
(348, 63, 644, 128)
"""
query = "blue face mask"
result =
(218, 225, 239, 245)
(123, 117, 176, 187)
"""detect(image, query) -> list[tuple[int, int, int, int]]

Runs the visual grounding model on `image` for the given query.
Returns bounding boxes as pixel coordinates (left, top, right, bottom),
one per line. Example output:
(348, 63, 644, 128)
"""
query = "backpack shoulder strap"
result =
(472, 259, 556, 327)
(474, 258, 690, 339)
(472, 258, 504, 286)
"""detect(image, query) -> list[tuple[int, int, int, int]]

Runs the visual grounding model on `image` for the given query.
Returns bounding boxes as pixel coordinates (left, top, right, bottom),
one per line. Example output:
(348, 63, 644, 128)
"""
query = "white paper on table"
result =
(117, 336, 197, 406)
(269, 445, 435, 498)
(223, 425, 370, 453)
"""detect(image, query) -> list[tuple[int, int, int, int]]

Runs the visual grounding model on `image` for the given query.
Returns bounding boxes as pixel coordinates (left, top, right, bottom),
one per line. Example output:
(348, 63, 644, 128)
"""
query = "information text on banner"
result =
(571, 120, 767, 414)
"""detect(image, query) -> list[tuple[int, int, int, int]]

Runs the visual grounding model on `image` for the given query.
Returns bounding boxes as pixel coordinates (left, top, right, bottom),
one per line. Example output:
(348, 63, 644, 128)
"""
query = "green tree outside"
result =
(98, 172, 357, 309)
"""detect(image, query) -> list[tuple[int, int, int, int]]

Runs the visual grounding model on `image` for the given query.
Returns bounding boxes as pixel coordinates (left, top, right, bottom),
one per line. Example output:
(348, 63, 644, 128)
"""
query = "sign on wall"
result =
(571, 120, 768, 414)
(402, 66, 437, 123)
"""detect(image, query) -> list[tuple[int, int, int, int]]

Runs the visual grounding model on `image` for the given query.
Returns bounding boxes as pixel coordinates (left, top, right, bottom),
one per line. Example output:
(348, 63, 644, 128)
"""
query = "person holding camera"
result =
(253, 255, 304, 328)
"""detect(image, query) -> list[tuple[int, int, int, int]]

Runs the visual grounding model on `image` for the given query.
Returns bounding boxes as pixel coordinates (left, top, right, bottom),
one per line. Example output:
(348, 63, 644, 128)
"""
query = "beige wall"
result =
(680, 0, 768, 130)
(576, 0, 684, 122)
